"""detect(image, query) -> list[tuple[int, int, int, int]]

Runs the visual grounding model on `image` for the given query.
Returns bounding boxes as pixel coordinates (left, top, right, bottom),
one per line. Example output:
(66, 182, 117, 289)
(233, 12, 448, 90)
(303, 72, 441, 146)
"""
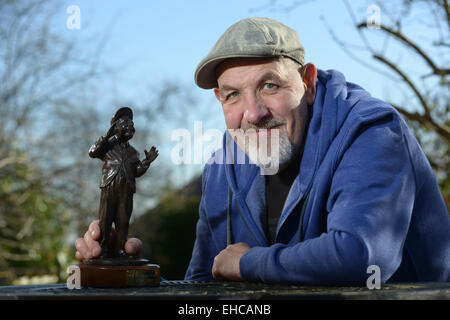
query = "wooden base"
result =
(78, 262, 160, 288)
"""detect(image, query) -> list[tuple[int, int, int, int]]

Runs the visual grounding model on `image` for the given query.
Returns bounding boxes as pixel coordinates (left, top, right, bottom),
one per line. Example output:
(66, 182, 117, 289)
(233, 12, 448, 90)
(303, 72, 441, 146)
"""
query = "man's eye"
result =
(228, 91, 240, 99)
(263, 83, 277, 90)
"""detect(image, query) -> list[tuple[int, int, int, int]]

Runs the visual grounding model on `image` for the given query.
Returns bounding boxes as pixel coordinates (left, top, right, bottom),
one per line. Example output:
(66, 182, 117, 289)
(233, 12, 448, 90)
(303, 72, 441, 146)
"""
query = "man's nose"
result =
(243, 94, 270, 125)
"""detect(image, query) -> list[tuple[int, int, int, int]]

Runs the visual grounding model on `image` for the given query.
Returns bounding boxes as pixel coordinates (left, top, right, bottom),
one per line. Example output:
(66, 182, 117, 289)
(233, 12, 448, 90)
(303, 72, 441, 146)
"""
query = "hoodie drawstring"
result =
(297, 192, 310, 243)
(227, 186, 232, 245)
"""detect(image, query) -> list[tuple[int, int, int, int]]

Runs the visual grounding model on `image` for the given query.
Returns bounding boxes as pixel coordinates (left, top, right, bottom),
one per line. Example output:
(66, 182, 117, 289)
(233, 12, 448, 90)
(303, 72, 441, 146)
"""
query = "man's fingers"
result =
(212, 265, 225, 280)
(75, 250, 84, 262)
(88, 220, 101, 240)
(76, 220, 142, 260)
(211, 244, 248, 281)
(83, 230, 102, 258)
(212, 253, 223, 279)
(212, 261, 218, 279)
(75, 220, 102, 260)
(75, 238, 91, 260)
(125, 238, 142, 258)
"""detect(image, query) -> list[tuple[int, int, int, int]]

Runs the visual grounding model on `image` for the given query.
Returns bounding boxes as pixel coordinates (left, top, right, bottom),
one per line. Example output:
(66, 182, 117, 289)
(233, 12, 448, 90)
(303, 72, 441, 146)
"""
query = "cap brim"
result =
(195, 53, 281, 90)
(194, 57, 225, 89)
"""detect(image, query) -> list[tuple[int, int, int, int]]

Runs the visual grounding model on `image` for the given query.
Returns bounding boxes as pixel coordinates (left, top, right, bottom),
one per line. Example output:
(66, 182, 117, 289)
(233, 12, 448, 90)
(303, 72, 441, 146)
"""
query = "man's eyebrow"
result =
(217, 85, 238, 98)
(257, 71, 283, 84)
(218, 84, 238, 92)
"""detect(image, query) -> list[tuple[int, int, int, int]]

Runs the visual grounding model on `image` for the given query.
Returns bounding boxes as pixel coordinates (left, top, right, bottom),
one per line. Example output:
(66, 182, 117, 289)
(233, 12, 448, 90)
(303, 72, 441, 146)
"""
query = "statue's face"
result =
(116, 116, 135, 141)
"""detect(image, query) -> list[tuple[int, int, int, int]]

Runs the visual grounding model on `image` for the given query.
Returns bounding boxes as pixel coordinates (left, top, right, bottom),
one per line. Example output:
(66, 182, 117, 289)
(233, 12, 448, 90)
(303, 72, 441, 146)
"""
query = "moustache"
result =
(242, 118, 285, 133)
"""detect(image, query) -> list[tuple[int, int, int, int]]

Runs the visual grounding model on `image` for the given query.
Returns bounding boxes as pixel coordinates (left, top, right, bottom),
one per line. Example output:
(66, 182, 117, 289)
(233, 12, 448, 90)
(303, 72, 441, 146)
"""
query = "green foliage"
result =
(0, 144, 70, 285)
(130, 192, 200, 280)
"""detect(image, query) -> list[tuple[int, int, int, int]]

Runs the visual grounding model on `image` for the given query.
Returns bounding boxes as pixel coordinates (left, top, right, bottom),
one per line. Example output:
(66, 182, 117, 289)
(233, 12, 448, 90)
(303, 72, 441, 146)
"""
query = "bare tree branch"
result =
(372, 54, 431, 115)
(443, 0, 450, 29)
(391, 102, 450, 140)
(320, 15, 397, 80)
(357, 22, 450, 77)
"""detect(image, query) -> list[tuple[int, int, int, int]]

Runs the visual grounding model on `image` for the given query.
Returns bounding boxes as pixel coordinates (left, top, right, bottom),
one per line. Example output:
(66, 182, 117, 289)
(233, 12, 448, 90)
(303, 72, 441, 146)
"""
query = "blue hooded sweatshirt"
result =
(185, 69, 450, 285)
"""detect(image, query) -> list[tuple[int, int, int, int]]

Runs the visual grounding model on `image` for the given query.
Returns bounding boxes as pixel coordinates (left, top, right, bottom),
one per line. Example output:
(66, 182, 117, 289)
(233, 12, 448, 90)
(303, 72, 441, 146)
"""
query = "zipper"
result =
(227, 186, 232, 245)
(235, 198, 262, 246)
(297, 192, 311, 243)
(227, 186, 265, 247)
(275, 185, 312, 243)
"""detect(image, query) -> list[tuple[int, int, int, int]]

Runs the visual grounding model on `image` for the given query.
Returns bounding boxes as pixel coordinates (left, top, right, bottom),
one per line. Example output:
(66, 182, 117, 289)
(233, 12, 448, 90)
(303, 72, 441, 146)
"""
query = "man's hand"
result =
(75, 220, 143, 261)
(144, 146, 159, 163)
(212, 242, 251, 281)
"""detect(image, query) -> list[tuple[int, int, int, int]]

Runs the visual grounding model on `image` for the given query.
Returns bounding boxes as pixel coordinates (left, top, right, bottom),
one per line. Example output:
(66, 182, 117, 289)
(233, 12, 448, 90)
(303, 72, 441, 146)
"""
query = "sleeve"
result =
(88, 135, 108, 159)
(239, 116, 416, 285)
(184, 165, 218, 281)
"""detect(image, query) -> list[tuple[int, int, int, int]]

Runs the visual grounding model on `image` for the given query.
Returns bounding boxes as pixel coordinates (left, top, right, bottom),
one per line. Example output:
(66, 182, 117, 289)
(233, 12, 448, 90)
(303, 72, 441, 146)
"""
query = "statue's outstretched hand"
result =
(144, 146, 159, 163)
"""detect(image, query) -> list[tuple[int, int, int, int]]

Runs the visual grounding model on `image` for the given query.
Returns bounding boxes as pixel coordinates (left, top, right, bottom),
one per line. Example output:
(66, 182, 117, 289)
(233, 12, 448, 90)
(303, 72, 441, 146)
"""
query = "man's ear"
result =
(300, 63, 317, 105)
(214, 88, 222, 103)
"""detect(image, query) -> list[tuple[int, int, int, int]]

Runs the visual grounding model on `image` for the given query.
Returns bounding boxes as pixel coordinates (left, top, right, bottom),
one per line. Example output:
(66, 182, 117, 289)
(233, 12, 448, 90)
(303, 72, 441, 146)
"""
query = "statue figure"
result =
(88, 107, 158, 259)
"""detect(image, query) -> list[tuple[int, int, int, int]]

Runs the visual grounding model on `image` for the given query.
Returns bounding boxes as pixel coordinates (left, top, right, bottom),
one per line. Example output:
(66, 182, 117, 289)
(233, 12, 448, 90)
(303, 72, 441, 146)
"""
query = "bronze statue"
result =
(88, 107, 158, 259)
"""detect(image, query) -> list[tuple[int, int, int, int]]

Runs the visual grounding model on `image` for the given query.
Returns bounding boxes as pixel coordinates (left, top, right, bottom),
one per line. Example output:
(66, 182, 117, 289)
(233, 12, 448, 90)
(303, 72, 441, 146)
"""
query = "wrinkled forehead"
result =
(216, 57, 280, 80)
(215, 56, 299, 87)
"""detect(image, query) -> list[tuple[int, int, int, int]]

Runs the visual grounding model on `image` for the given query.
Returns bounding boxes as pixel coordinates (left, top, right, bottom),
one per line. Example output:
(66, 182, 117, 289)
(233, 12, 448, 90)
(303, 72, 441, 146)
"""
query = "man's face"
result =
(214, 57, 311, 171)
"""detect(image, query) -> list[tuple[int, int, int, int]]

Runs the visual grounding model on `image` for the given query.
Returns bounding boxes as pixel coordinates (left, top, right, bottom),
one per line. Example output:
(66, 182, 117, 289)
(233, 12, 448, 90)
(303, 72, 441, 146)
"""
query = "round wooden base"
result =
(78, 262, 160, 288)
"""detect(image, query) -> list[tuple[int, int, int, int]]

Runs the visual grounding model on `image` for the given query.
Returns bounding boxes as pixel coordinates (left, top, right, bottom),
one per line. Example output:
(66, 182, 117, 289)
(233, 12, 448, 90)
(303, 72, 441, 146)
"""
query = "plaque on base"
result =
(78, 259, 160, 287)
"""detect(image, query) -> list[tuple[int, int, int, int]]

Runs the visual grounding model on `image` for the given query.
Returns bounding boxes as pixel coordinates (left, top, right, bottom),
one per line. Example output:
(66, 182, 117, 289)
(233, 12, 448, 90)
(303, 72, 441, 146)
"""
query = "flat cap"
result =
(194, 17, 305, 89)
(111, 107, 133, 125)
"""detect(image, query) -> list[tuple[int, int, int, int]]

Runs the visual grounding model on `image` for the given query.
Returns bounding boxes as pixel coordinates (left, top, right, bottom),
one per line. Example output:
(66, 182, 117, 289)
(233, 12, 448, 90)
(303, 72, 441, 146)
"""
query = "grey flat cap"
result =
(194, 17, 305, 89)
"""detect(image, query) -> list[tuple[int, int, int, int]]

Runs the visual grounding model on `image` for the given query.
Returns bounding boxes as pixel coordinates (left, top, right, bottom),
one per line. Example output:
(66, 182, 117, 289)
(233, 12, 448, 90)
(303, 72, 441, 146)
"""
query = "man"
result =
(81, 107, 158, 259)
(76, 18, 450, 284)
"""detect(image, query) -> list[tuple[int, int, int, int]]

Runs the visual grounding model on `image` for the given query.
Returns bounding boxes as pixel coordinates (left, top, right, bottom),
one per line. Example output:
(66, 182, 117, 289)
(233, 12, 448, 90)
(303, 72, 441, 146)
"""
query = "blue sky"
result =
(59, 0, 405, 101)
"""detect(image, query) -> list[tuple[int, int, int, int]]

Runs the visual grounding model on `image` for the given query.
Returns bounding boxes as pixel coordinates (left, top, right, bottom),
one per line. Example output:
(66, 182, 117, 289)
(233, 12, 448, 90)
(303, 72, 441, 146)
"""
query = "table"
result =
(0, 280, 449, 300)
